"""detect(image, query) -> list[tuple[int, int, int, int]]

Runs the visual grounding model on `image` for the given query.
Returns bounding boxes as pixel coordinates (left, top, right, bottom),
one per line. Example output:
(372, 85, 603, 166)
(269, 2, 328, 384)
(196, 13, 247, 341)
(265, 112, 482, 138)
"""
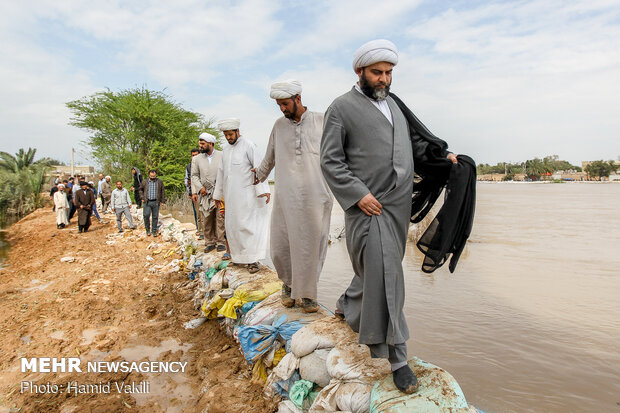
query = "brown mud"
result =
(0, 208, 277, 413)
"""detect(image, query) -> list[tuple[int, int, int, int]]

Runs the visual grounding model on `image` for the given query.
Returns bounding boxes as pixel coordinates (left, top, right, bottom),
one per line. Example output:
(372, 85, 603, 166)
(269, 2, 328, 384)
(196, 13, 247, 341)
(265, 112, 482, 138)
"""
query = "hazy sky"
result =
(1, 0, 619, 167)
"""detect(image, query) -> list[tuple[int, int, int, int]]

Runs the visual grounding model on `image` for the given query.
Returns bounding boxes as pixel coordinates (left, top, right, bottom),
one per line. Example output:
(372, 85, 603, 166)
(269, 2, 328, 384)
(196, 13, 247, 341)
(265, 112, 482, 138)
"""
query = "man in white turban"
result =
(191, 132, 225, 253)
(321, 39, 459, 395)
(213, 119, 271, 273)
(253, 80, 333, 313)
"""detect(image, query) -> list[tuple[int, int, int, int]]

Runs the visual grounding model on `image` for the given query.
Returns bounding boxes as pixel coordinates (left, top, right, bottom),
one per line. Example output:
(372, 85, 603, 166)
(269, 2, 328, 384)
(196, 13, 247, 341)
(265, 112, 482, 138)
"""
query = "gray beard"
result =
(360, 75, 390, 101)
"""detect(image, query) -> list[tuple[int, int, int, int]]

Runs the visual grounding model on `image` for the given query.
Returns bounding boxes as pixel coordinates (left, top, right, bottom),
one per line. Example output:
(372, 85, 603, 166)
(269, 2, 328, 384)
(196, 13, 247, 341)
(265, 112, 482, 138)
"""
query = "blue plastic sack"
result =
(238, 315, 303, 364)
(241, 301, 259, 313)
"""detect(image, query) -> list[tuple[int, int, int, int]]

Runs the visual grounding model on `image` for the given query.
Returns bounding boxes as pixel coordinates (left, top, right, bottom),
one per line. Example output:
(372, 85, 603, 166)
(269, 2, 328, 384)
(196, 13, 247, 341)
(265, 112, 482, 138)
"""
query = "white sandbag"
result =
(299, 349, 331, 387)
(290, 317, 358, 358)
(243, 292, 282, 326)
(278, 400, 303, 413)
(264, 352, 300, 398)
(327, 343, 390, 382)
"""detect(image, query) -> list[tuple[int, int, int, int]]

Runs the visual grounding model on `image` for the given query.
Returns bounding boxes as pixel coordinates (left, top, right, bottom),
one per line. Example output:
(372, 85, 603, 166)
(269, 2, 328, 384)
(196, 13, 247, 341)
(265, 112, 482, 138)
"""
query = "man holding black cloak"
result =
(320, 39, 462, 394)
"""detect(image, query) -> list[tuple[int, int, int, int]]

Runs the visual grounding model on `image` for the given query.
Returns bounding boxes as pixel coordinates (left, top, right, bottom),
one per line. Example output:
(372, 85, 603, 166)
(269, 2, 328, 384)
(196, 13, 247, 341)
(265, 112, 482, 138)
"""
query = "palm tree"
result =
(0, 148, 40, 173)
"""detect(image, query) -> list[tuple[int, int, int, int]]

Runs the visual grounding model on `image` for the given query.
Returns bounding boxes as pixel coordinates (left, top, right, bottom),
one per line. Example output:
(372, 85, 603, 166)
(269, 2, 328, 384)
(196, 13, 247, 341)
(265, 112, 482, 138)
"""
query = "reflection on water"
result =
(319, 183, 620, 413)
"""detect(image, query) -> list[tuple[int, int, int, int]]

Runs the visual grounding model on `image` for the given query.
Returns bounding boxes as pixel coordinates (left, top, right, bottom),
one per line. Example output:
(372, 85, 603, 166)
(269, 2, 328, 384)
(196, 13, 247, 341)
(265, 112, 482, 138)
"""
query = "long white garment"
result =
(256, 110, 333, 300)
(213, 136, 270, 264)
(53, 191, 69, 225)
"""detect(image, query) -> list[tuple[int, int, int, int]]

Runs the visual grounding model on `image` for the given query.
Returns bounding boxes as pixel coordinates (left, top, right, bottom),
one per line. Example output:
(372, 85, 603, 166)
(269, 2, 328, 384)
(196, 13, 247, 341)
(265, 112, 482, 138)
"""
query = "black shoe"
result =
(118, 229, 124, 233)
(216, 244, 226, 251)
(393, 365, 419, 394)
(301, 298, 319, 313)
(204, 244, 216, 253)
(334, 309, 345, 320)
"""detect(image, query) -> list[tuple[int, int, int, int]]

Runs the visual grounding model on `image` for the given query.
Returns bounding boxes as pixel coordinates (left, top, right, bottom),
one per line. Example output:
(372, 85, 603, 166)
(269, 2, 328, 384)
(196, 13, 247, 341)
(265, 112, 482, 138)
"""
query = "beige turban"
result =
(352, 39, 398, 71)
(199, 132, 216, 143)
(217, 118, 240, 131)
(270, 80, 302, 99)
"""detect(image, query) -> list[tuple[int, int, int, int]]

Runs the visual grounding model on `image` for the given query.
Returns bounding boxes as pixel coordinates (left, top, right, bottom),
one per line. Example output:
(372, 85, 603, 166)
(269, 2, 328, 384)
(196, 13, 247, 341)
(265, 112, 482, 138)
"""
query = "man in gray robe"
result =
(254, 80, 333, 313)
(321, 39, 459, 394)
(191, 132, 225, 253)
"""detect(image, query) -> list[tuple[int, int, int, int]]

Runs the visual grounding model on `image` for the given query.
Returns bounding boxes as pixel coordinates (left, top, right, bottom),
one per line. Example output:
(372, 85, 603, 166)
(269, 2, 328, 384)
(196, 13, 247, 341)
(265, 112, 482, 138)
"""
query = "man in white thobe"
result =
(254, 80, 333, 313)
(213, 118, 270, 274)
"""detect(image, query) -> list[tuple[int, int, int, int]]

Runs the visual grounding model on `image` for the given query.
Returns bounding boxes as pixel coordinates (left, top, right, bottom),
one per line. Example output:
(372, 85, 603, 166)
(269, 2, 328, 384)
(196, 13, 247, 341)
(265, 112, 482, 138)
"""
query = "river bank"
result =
(0, 208, 277, 412)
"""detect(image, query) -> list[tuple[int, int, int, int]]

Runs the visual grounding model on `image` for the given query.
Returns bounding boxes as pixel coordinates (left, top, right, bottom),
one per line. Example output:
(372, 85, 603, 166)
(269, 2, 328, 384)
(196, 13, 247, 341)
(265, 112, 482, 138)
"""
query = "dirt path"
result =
(0, 208, 277, 413)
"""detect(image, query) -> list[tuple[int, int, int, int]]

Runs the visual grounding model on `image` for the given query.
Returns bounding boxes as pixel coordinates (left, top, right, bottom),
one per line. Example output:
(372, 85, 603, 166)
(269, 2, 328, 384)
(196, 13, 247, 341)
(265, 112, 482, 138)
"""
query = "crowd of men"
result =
(50, 168, 165, 235)
(49, 39, 469, 394)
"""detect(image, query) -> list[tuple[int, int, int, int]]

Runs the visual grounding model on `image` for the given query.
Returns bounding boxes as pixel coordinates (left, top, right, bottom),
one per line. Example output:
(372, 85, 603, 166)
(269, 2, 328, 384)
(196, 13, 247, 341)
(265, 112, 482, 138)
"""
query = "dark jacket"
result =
(391, 92, 476, 274)
(140, 178, 166, 204)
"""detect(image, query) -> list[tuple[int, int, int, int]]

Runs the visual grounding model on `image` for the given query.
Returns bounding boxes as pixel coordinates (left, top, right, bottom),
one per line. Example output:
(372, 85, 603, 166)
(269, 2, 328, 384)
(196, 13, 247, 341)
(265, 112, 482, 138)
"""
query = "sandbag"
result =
(238, 315, 303, 364)
(299, 349, 331, 387)
(290, 317, 357, 358)
(219, 280, 282, 319)
(369, 357, 472, 413)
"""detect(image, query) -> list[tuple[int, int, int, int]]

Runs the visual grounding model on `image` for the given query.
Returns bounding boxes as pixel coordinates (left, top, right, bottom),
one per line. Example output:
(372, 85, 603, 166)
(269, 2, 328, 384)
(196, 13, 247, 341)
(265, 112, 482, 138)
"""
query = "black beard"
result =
(284, 101, 298, 120)
(199, 148, 208, 153)
(360, 72, 390, 101)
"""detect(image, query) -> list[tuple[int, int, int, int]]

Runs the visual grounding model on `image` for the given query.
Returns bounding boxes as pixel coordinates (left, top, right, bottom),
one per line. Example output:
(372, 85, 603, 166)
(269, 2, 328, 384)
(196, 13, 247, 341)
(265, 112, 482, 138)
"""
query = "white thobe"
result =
(53, 191, 69, 225)
(256, 110, 333, 300)
(213, 137, 270, 264)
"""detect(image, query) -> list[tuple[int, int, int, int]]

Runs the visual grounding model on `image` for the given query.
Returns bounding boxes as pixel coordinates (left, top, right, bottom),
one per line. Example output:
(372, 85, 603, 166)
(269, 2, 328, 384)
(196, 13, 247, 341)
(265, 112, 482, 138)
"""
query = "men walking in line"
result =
(191, 134, 226, 252)
(75, 181, 96, 233)
(110, 180, 135, 232)
(320, 39, 458, 394)
(140, 169, 166, 237)
(213, 119, 270, 274)
(254, 80, 333, 313)
(100, 176, 112, 213)
(186, 148, 203, 239)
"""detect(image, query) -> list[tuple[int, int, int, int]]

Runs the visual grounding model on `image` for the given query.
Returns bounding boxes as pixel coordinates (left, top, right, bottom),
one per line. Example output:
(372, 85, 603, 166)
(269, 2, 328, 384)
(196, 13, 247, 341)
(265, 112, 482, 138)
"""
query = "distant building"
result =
(46, 165, 96, 183)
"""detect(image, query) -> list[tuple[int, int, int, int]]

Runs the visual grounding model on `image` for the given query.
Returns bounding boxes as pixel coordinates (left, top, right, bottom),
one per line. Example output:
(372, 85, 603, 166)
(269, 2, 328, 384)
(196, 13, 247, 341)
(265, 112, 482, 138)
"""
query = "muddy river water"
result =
(320, 182, 620, 412)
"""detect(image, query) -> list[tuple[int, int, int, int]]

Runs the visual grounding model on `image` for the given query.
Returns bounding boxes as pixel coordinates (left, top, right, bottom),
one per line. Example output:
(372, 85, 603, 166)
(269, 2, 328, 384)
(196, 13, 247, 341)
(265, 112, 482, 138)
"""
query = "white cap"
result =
(217, 118, 241, 131)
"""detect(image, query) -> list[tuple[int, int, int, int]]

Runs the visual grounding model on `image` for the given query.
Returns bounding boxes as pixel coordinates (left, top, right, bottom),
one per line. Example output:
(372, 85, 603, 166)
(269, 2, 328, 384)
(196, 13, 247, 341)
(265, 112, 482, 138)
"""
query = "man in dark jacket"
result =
(140, 169, 166, 237)
(131, 167, 143, 208)
(75, 181, 96, 233)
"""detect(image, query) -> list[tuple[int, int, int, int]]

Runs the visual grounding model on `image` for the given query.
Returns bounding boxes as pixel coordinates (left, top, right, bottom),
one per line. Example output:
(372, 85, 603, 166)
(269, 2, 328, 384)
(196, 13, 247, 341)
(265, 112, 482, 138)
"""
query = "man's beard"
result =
(199, 148, 208, 153)
(284, 101, 298, 120)
(360, 71, 390, 101)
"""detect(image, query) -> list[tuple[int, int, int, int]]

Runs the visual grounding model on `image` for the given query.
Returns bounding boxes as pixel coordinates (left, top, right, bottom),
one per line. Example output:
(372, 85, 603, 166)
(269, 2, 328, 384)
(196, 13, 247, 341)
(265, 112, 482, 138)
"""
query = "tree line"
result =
(0, 148, 54, 219)
(478, 155, 585, 180)
(66, 87, 221, 195)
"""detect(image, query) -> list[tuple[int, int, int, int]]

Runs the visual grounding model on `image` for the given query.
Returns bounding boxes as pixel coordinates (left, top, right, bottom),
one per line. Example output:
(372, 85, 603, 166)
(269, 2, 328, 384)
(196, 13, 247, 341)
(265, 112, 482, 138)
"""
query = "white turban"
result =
(199, 132, 216, 143)
(217, 118, 240, 131)
(352, 39, 398, 71)
(58, 184, 65, 189)
(105, 175, 111, 180)
(270, 80, 302, 99)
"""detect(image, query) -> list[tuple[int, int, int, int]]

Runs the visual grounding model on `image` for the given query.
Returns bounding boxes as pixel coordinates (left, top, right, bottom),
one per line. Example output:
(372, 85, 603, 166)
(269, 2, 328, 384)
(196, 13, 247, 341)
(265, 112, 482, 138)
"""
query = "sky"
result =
(1, 0, 619, 168)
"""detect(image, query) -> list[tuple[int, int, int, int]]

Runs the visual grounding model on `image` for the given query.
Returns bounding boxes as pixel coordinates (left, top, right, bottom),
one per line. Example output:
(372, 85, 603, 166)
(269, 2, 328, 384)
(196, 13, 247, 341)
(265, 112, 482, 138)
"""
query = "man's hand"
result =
(447, 153, 458, 164)
(357, 193, 382, 216)
(199, 187, 207, 196)
(192, 194, 198, 202)
(250, 168, 260, 185)
(214, 199, 222, 210)
(258, 193, 270, 204)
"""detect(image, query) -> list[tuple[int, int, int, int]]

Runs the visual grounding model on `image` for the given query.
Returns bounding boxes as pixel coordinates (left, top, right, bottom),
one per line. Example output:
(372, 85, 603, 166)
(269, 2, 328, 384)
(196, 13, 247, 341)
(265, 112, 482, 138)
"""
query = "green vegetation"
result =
(477, 155, 581, 180)
(0, 148, 53, 218)
(66, 87, 220, 194)
(584, 160, 617, 179)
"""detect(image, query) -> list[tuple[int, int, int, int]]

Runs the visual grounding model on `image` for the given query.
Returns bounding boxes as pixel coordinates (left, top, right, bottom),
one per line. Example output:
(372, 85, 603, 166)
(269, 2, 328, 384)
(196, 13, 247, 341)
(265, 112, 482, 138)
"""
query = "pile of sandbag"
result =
(129, 211, 480, 413)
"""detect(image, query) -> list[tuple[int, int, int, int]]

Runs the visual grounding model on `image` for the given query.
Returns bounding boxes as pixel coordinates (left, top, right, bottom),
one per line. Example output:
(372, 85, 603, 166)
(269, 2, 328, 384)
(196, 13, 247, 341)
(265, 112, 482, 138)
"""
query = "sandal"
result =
(222, 253, 231, 261)
(247, 263, 260, 274)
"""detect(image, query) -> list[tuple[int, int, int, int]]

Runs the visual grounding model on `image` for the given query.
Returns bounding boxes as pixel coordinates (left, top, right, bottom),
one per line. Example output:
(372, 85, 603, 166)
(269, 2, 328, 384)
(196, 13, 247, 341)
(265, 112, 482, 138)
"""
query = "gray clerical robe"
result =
(320, 87, 413, 358)
(256, 110, 333, 300)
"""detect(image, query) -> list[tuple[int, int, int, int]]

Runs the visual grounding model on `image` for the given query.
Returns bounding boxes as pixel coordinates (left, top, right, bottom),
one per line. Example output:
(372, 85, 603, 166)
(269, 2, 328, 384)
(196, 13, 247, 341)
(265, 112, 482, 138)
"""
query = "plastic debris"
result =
(184, 316, 207, 329)
(60, 256, 75, 263)
(219, 281, 282, 319)
(289, 379, 316, 409)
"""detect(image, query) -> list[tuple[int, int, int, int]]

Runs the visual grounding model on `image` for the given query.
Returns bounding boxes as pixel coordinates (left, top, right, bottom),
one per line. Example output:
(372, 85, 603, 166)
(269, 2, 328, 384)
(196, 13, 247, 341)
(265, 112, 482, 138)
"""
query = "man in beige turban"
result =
(253, 80, 333, 313)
